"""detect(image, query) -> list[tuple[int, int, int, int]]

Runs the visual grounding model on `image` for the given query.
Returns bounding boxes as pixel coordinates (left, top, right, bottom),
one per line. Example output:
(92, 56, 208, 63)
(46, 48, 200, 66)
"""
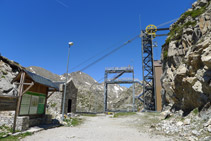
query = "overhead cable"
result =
(79, 35, 139, 72)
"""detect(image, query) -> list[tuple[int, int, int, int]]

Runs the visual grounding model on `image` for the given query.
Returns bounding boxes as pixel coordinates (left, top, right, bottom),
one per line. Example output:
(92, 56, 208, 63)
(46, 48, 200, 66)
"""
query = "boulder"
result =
(201, 45, 211, 68)
(192, 81, 203, 93)
(198, 0, 208, 7)
(184, 118, 191, 125)
(176, 64, 187, 76)
(207, 125, 211, 133)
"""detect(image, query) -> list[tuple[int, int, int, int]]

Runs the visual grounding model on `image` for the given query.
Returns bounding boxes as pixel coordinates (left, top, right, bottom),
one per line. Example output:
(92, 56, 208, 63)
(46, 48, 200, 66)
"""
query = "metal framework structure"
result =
(104, 67, 135, 112)
(140, 27, 169, 111)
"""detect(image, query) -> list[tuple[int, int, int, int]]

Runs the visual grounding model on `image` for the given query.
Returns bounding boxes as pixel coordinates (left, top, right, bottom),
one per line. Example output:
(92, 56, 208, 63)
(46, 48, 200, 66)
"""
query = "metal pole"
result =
(141, 31, 146, 110)
(104, 72, 107, 112)
(132, 68, 135, 112)
(62, 43, 72, 121)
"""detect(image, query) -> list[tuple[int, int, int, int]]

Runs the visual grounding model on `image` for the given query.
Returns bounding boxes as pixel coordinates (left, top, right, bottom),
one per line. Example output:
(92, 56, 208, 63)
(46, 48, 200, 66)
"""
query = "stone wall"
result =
(0, 116, 29, 131)
(0, 115, 52, 131)
(29, 115, 52, 127)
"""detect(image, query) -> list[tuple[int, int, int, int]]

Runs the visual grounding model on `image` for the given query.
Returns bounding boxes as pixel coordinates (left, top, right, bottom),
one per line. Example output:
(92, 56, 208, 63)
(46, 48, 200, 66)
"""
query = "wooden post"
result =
(13, 72, 25, 133)
(21, 82, 34, 96)
(47, 89, 56, 99)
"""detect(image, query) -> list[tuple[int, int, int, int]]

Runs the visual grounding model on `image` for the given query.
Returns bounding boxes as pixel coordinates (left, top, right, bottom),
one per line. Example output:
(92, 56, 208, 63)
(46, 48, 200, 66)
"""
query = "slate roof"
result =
(24, 69, 59, 90)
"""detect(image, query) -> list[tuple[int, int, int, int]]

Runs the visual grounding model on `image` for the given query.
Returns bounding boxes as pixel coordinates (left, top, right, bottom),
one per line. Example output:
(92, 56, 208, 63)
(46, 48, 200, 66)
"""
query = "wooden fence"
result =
(0, 95, 17, 111)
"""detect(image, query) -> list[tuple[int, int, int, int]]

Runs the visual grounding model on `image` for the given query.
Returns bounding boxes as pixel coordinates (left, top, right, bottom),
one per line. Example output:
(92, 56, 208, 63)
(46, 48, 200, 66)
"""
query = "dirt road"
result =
(22, 114, 171, 141)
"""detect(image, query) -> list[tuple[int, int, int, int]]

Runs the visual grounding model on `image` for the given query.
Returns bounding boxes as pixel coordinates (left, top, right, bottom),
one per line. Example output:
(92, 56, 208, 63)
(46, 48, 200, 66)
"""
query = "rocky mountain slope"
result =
(0, 56, 143, 113)
(26, 66, 61, 82)
(161, 0, 211, 115)
(26, 66, 142, 112)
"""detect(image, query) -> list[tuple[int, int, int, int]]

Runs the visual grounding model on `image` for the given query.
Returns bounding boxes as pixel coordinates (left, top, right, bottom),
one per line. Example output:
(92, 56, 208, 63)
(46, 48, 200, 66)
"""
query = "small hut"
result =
(12, 69, 59, 128)
(62, 80, 78, 113)
(49, 80, 78, 114)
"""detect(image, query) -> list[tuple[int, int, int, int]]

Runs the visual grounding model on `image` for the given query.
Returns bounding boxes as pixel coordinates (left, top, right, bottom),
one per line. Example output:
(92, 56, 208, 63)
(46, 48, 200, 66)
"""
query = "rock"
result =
(198, 0, 208, 7)
(188, 136, 198, 141)
(199, 15, 211, 35)
(192, 1, 198, 8)
(184, 119, 191, 125)
(182, 77, 197, 85)
(192, 130, 200, 136)
(206, 118, 211, 125)
(176, 64, 187, 76)
(203, 136, 211, 141)
(176, 121, 183, 126)
(161, 0, 211, 114)
(0, 79, 13, 92)
(192, 81, 203, 93)
(201, 46, 211, 68)
(203, 119, 211, 127)
(192, 26, 202, 44)
(2, 134, 8, 138)
(207, 125, 211, 133)
(168, 41, 177, 57)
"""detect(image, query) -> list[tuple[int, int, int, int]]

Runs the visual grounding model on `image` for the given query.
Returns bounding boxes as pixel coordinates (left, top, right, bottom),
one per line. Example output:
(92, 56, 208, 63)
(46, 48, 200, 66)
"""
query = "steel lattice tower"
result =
(141, 31, 155, 110)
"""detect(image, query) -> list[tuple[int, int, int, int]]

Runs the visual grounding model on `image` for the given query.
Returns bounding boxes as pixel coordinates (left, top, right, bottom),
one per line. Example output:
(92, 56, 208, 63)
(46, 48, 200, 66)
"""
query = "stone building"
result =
(61, 80, 78, 113)
(47, 80, 78, 117)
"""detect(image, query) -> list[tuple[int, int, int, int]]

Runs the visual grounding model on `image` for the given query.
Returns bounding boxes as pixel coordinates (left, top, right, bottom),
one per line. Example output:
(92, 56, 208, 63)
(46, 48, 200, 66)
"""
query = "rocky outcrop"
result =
(161, 0, 211, 114)
(0, 56, 23, 96)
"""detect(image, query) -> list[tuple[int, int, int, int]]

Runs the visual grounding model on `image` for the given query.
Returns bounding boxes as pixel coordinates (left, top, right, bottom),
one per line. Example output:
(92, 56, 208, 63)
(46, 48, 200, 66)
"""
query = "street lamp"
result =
(62, 42, 73, 121)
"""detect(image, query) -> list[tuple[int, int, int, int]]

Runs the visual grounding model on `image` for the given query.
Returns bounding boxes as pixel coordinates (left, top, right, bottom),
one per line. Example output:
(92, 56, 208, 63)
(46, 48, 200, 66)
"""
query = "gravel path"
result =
(22, 114, 171, 141)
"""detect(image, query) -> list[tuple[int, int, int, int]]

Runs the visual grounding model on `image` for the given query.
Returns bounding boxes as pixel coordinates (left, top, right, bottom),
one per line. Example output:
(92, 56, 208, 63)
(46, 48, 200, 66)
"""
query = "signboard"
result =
(19, 94, 31, 115)
(19, 92, 46, 115)
(38, 95, 45, 114)
(29, 95, 39, 114)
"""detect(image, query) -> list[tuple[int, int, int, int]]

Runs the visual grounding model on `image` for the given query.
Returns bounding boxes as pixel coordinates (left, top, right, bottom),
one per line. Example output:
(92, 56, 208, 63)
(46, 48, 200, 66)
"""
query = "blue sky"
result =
(0, 0, 195, 82)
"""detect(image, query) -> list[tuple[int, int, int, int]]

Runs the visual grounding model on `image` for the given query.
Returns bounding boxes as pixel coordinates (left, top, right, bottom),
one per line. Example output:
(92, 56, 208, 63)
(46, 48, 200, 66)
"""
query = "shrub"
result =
(163, 50, 168, 60)
(193, 108, 199, 115)
(51, 103, 57, 107)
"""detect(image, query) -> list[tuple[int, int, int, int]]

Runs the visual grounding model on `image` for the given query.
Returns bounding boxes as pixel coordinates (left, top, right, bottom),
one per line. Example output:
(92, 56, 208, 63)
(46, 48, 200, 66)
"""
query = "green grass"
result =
(163, 50, 168, 60)
(193, 108, 199, 115)
(113, 112, 136, 118)
(71, 118, 83, 126)
(0, 125, 31, 141)
(165, 21, 197, 46)
(183, 5, 207, 19)
(63, 117, 83, 127)
(0, 125, 13, 134)
(80, 114, 97, 117)
(180, 117, 185, 122)
(164, 2, 209, 46)
(0, 132, 32, 141)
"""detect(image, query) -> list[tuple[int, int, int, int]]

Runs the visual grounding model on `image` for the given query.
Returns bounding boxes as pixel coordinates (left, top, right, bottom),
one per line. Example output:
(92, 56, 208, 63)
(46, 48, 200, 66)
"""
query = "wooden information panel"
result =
(19, 91, 46, 115)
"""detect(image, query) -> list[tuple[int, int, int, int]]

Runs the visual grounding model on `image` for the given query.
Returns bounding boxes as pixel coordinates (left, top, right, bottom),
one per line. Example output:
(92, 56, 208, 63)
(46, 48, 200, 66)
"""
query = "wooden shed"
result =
(12, 69, 59, 117)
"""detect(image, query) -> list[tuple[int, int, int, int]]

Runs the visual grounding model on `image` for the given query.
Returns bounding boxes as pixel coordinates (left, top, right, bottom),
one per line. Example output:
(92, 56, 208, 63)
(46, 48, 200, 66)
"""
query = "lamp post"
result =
(62, 42, 73, 121)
